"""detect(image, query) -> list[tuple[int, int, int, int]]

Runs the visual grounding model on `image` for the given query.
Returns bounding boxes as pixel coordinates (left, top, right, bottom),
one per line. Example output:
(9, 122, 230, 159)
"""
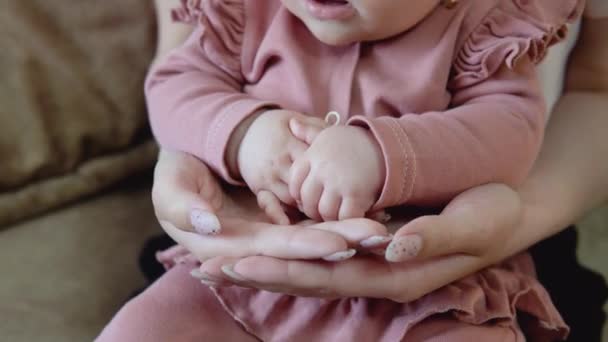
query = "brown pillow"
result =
(0, 0, 158, 227)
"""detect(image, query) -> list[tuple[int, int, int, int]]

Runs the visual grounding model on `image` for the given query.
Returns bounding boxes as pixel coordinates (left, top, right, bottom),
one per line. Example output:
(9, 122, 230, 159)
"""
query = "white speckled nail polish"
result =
(190, 209, 221, 235)
(360, 235, 393, 248)
(200, 279, 222, 287)
(221, 265, 249, 282)
(385, 235, 423, 262)
(190, 269, 205, 280)
(323, 249, 356, 262)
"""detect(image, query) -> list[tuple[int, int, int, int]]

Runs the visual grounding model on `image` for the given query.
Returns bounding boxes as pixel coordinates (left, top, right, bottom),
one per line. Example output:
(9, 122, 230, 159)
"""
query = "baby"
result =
(143, 0, 584, 340)
(147, 0, 571, 229)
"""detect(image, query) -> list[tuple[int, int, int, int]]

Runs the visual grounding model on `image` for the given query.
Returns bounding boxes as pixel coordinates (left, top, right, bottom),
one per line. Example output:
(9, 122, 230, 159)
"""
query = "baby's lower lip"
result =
(304, 0, 356, 21)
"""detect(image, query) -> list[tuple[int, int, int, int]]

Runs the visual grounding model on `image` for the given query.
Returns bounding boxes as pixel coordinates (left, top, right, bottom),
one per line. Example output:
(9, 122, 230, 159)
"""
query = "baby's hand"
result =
(237, 109, 326, 224)
(289, 123, 385, 221)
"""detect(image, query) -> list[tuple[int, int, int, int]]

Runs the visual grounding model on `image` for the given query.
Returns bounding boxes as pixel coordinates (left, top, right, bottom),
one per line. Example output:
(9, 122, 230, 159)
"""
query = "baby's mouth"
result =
(304, 0, 356, 20)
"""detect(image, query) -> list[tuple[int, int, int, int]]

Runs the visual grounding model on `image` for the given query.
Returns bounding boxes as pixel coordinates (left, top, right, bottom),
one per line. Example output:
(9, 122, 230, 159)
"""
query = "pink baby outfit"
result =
(147, 0, 582, 209)
(99, 0, 585, 341)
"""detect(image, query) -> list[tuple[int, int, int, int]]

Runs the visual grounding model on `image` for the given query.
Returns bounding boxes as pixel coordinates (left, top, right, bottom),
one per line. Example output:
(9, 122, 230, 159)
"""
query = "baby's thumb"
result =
(289, 118, 324, 145)
(257, 190, 291, 225)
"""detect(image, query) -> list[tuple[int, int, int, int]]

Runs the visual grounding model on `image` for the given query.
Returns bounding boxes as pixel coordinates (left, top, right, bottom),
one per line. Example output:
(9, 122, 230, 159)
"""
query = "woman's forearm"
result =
(518, 92, 608, 246)
(153, 0, 194, 60)
(513, 18, 608, 253)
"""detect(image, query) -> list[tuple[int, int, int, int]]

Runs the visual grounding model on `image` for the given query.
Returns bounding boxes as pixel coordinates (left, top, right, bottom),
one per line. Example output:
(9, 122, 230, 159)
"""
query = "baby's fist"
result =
(289, 125, 385, 221)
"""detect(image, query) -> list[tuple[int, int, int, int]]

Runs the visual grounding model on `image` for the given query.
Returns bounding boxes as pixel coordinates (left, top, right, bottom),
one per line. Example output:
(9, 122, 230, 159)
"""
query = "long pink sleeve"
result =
(145, 22, 276, 184)
(349, 56, 545, 208)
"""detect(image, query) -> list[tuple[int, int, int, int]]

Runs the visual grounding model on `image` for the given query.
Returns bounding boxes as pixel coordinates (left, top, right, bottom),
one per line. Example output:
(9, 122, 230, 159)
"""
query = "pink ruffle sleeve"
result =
(146, 0, 277, 184)
(349, 0, 584, 209)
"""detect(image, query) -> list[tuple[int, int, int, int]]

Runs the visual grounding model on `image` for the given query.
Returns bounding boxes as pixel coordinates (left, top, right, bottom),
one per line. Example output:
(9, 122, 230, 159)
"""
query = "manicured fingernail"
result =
(385, 235, 423, 262)
(360, 235, 393, 248)
(200, 279, 222, 287)
(190, 269, 205, 280)
(190, 209, 221, 235)
(221, 265, 249, 282)
(323, 249, 356, 262)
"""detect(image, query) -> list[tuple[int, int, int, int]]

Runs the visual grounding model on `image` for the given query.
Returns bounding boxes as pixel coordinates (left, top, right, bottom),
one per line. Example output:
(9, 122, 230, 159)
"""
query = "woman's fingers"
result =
(211, 256, 392, 299)
(164, 216, 390, 262)
(307, 219, 390, 248)
(192, 256, 241, 287)
(198, 257, 317, 296)
(213, 253, 480, 303)
(257, 190, 290, 225)
(386, 184, 522, 262)
(161, 217, 353, 261)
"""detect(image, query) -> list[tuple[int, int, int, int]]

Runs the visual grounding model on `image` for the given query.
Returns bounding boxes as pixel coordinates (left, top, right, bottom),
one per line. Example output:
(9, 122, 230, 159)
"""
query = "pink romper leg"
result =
(95, 265, 257, 342)
(404, 314, 525, 342)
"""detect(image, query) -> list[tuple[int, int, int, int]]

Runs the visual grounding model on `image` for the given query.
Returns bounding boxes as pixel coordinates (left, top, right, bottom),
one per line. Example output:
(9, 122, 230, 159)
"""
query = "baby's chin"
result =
(305, 22, 365, 46)
(306, 21, 405, 46)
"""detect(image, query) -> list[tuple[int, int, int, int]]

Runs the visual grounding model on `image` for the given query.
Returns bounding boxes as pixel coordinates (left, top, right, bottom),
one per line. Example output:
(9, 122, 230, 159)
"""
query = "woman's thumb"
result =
(189, 206, 222, 235)
(154, 187, 221, 235)
(384, 184, 521, 263)
(384, 215, 461, 262)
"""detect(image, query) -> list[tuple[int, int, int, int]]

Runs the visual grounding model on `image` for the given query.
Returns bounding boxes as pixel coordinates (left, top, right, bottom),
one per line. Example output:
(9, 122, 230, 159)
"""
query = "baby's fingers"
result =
(338, 197, 368, 220)
(318, 190, 341, 221)
(300, 175, 323, 221)
(257, 190, 291, 225)
(289, 118, 324, 145)
(289, 158, 310, 202)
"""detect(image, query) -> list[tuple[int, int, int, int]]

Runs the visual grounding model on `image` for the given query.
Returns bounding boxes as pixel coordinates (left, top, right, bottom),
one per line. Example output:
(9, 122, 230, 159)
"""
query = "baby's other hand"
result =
(237, 109, 326, 224)
(289, 124, 385, 221)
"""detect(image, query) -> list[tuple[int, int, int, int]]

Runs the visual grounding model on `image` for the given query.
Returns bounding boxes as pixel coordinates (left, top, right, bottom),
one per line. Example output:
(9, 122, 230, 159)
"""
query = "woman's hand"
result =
(152, 149, 391, 263)
(152, 149, 224, 234)
(196, 184, 524, 301)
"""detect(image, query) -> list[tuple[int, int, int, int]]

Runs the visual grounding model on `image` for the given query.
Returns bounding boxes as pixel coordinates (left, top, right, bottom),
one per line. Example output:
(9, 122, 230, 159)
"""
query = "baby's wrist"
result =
(225, 110, 267, 179)
(359, 127, 387, 206)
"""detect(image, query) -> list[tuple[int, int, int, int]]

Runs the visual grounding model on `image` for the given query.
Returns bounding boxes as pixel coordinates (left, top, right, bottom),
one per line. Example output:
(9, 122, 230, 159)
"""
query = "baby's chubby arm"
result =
(146, 24, 278, 185)
(345, 55, 546, 209)
(288, 56, 545, 220)
(231, 109, 327, 224)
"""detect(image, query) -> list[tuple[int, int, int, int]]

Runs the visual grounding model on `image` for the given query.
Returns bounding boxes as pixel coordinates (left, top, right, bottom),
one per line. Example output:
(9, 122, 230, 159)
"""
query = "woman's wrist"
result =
(512, 94, 608, 255)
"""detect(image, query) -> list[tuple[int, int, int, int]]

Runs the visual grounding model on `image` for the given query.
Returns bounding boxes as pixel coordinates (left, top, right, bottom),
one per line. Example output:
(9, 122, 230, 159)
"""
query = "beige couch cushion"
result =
(0, 179, 161, 341)
(0, 0, 157, 227)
